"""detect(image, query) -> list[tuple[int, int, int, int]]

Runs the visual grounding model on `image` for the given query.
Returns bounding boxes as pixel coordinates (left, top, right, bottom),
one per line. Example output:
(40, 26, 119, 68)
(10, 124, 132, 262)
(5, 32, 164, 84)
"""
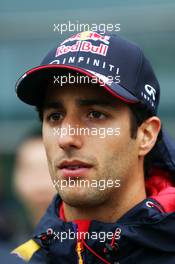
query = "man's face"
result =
(42, 82, 139, 208)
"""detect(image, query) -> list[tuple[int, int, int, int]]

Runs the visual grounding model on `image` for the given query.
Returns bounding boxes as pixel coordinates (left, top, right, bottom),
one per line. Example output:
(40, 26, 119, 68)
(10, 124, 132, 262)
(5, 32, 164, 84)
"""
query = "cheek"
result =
(87, 121, 130, 154)
(88, 123, 136, 169)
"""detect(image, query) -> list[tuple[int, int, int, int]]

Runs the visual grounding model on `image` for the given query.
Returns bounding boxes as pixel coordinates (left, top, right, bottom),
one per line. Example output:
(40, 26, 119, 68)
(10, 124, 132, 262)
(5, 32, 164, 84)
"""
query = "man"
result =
(12, 31, 175, 263)
(14, 128, 56, 228)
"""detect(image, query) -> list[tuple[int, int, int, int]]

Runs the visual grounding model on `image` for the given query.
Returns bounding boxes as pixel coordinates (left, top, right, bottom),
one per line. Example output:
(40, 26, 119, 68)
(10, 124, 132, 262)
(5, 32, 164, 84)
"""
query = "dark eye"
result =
(88, 111, 107, 120)
(47, 112, 63, 122)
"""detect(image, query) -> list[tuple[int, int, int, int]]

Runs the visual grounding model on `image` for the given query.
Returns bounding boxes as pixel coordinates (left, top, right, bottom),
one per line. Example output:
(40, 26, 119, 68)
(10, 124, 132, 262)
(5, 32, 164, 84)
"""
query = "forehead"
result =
(43, 82, 126, 107)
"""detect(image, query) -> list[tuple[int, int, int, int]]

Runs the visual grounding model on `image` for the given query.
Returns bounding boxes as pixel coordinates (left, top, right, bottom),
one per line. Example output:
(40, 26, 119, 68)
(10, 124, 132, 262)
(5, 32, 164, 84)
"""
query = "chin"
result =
(58, 187, 107, 207)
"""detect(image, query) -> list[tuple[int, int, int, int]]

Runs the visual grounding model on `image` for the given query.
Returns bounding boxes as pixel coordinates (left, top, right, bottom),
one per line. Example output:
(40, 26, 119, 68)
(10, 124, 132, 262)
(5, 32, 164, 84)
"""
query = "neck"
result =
(63, 169, 146, 223)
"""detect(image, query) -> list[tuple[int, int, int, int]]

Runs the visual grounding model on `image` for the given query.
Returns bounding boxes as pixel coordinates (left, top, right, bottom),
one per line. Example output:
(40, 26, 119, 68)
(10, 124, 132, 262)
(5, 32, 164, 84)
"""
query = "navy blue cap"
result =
(16, 31, 160, 114)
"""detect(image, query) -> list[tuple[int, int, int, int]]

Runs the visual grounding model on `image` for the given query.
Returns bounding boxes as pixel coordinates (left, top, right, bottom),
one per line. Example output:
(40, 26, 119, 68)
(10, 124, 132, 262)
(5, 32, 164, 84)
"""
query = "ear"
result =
(137, 116, 161, 157)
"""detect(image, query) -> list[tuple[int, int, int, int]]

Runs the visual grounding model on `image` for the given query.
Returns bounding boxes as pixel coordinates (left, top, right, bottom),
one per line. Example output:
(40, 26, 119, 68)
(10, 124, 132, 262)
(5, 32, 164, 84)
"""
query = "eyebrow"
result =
(43, 99, 115, 111)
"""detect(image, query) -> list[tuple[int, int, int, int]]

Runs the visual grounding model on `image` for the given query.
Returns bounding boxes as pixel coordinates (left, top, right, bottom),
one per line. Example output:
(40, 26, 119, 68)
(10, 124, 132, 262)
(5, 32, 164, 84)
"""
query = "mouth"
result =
(58, 160, 93, 178)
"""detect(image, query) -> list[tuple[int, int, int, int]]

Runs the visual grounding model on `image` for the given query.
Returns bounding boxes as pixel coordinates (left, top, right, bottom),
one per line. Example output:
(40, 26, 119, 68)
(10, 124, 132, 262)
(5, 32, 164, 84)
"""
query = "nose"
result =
(57, 120, 84, 151)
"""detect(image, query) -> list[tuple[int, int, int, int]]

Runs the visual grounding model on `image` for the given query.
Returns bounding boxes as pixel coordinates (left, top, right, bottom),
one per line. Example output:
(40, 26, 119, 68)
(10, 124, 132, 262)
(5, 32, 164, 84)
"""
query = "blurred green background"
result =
(0, 0, 174, 238)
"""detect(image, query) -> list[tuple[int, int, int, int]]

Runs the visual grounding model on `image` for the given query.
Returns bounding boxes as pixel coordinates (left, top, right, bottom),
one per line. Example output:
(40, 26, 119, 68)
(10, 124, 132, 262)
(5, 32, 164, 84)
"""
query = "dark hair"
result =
(129, 104, 152, 139)
(128, 104, 162, 178)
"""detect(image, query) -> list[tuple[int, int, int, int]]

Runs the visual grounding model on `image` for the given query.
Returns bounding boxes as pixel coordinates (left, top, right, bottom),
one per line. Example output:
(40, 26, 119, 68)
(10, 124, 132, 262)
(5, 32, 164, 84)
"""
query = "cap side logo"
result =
(141, 84, 157, 108)
(144, 84, 156, 101)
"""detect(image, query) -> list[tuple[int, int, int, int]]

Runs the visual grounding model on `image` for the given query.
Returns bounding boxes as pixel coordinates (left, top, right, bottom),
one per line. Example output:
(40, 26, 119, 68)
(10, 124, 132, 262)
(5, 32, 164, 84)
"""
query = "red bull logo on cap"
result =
(61, 31, 110, 45)
(55, 40, 109, 57)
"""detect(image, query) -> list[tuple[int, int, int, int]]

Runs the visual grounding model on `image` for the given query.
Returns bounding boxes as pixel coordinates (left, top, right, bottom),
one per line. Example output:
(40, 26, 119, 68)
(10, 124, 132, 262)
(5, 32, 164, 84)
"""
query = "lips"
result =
(59, 160, 92, 169)
(58, 160, 92, 178)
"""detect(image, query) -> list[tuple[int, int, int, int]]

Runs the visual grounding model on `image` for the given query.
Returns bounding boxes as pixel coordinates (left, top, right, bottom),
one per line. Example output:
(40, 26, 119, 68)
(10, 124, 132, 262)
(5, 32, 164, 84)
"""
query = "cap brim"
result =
(16, 64, 139, 106)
